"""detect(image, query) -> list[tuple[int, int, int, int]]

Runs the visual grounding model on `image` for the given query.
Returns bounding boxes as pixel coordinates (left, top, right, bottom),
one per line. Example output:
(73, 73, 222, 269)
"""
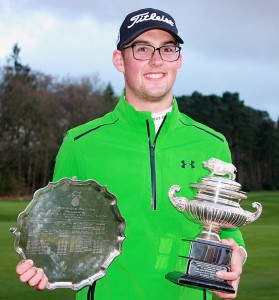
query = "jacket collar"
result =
(112, 92, 181, 134)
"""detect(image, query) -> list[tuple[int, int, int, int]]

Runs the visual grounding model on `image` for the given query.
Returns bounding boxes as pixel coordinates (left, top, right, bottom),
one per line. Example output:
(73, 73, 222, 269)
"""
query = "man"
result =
(16, 8, 246, 300)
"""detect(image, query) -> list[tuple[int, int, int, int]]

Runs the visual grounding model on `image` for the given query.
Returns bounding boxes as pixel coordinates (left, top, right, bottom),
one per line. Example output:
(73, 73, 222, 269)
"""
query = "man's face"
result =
(114, 29, 182, 106)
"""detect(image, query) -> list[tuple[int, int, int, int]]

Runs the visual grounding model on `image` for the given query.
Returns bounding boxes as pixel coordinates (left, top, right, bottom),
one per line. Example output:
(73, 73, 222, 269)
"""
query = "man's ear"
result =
(177, 53, 182, 70)
(113, 50, 125, 73)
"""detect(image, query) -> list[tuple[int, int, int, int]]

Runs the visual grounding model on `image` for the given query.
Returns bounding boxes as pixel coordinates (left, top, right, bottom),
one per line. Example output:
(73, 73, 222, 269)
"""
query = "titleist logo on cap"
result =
(128, 12, 175, 28)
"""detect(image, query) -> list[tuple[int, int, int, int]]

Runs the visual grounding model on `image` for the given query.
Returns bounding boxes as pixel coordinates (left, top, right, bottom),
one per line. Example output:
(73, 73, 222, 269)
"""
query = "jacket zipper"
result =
(146, 116, 167, 210)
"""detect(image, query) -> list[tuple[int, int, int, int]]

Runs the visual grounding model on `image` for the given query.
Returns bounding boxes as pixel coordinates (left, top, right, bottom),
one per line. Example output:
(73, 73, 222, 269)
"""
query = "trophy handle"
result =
(168, 185, 189, 212)
(244, 202, 263, 225)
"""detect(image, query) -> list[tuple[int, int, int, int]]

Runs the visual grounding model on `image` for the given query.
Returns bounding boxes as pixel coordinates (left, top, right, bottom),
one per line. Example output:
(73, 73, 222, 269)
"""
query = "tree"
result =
(0, 45, 59, 194)
(0, 45, 117, 195)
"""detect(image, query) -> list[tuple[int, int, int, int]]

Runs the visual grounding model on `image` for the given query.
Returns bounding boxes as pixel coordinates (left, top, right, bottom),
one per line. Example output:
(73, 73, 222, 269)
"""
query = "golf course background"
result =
(1, 191, 278, 300)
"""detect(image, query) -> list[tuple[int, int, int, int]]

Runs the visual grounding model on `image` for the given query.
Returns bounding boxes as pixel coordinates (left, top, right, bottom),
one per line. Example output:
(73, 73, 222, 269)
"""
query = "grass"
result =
(0, 200, 74, 300)
(231, 191, 279, 300)
(1, 192, 278, 300)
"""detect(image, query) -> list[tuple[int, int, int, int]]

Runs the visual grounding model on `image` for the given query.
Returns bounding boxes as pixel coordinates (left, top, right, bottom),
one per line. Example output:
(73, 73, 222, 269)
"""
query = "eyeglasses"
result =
(121, 43, 181, 62)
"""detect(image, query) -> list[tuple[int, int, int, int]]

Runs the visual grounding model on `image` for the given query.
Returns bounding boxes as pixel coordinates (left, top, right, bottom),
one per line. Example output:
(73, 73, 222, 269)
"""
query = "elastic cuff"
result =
(239, 246, 247, 264)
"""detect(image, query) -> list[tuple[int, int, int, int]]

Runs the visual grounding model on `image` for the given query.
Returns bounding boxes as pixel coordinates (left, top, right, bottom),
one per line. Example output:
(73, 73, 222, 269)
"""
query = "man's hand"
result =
(16, 259, 48, 290)
(213, 239, 246, 299)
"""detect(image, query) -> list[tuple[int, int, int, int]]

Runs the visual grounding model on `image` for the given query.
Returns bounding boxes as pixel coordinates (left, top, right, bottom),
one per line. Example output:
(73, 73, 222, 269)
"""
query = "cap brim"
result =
(118, 27, 184, 49)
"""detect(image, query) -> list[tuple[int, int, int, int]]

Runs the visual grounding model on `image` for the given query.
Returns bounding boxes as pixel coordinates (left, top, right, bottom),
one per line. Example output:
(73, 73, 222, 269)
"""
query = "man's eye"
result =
(135, 45, 150, 52)
(162, 46, 175, 53)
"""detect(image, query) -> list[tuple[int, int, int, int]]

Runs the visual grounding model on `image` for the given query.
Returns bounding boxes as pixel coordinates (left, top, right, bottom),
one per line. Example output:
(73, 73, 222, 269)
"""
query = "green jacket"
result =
(53, 94, 245, 300)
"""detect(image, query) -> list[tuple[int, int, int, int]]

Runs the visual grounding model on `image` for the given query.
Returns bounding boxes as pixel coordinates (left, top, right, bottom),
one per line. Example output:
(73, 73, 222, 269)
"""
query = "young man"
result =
(16, 8, 246, 300)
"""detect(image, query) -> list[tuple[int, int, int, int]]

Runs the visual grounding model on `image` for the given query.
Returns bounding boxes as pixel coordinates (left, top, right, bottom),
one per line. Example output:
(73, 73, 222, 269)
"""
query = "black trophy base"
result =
(166, 271, 235, 294)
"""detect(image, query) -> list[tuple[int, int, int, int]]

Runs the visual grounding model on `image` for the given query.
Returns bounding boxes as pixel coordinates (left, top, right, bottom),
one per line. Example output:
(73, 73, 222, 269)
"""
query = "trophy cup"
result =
(10, 178, 125, 290)
(165, 158, 262, 293)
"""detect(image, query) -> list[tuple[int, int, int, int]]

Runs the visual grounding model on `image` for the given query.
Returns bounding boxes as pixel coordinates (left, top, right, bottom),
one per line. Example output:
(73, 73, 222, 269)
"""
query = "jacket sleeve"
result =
(218, 137, 233, 163)
(52, 131, 86, 182)
(218, 138, 246, 249)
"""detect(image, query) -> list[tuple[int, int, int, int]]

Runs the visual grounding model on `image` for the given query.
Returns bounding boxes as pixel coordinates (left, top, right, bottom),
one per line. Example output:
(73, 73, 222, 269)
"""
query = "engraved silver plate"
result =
(10, 178, 126, 290)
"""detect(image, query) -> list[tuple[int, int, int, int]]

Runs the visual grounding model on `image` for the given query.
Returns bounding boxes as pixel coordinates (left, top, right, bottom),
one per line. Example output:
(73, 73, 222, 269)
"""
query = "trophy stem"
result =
(200, 224, 221, 242)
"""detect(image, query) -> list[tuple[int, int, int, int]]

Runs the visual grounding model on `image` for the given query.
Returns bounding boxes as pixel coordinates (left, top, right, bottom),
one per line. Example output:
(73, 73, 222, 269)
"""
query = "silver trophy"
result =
(165, 158, 262, 293)
(10, 178, 125, 290)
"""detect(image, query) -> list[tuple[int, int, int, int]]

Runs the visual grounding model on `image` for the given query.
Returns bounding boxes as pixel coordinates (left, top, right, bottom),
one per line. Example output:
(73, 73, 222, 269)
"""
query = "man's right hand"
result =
(16, 259, 48, 290)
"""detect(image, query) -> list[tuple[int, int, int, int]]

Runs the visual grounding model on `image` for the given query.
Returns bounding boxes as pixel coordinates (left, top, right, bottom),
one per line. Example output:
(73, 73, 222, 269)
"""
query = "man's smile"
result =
(144, 72, 166, 79)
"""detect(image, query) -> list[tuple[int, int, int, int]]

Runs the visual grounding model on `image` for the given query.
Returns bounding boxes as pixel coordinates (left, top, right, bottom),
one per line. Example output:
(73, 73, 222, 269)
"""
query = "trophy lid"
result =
(201, 176, 242, 191)
(191, 176, 247, 208)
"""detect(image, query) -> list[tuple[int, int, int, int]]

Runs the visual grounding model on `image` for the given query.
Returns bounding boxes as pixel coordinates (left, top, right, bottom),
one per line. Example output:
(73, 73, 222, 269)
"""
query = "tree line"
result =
(0, 45, 278, 196)
(0, 45, 117, 195)
(177, 93, 278, 191)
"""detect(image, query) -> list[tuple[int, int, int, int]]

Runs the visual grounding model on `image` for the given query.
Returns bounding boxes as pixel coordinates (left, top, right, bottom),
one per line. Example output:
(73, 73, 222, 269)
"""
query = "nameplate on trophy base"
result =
(165, 238, 234, 293)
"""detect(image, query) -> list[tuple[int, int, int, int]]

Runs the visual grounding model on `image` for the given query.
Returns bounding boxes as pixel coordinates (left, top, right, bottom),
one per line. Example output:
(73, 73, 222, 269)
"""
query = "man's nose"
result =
(149, 48, 163, 64)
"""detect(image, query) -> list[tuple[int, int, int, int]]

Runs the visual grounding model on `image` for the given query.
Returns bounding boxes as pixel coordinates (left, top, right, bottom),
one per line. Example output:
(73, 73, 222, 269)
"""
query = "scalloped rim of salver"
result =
(11, 178, 126, 290)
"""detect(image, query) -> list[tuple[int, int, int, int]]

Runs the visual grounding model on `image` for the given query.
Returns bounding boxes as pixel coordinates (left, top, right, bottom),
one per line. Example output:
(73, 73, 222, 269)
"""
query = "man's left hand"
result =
(212, 238, 246, 299)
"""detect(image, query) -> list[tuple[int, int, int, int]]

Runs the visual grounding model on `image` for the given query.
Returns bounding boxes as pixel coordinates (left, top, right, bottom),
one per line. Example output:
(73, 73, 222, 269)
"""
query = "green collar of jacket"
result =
(111, 92, 184, 135)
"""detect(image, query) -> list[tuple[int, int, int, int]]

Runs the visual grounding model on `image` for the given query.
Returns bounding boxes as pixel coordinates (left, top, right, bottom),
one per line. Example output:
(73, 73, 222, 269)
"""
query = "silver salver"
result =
(10, 178, 126, 290)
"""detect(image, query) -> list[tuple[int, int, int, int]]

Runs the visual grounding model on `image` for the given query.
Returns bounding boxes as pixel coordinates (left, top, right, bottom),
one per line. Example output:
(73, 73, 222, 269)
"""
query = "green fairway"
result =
(228, 191, 279, 300)
(1, 192, 278, 300)
(0, 200, 74, 300)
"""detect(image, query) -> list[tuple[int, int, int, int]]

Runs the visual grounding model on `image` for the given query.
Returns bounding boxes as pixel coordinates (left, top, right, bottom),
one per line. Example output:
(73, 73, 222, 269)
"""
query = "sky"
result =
(0, 0, 278, 121)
